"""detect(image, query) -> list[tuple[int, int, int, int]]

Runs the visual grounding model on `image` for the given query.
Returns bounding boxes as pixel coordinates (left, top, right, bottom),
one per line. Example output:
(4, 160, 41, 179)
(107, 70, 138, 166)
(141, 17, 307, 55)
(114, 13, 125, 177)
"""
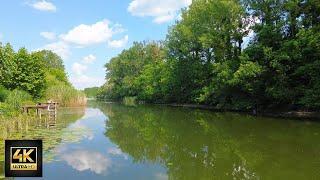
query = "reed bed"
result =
(45, 85, 87, 107)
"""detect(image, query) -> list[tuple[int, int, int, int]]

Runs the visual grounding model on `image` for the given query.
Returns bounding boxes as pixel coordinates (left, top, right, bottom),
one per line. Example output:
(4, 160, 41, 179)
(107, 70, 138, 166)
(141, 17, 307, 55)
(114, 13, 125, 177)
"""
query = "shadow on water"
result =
(95, 101, 320, 180)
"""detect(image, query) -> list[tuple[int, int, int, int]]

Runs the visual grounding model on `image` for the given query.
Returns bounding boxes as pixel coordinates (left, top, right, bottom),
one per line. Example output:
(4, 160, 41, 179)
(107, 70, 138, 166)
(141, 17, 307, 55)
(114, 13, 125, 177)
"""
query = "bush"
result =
(0, 86, 9, 102)
(5, 89, 33, 111)
(45, 85, 87, 107)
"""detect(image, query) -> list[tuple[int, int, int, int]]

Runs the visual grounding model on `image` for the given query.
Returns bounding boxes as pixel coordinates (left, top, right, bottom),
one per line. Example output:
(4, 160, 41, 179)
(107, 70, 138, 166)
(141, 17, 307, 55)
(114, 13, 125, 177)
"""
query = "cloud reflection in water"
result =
(61, 150, 111, 174)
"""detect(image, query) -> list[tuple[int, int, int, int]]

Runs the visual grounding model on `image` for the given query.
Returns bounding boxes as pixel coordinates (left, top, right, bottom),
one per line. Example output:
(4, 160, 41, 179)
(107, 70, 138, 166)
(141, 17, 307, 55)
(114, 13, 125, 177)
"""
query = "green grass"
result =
(0, 89, 34, 116)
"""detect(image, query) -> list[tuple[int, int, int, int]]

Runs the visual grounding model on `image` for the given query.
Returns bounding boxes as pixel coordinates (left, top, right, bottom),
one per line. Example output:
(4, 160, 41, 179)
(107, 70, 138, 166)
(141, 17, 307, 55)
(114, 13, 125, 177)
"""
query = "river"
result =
(0, 101, 319, 179)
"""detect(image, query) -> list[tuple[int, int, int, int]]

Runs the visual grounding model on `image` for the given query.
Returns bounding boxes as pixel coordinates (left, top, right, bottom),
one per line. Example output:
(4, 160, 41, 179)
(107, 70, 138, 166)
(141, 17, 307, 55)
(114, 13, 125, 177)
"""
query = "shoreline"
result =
(161, 103, 320, 120)
(96, 100, 320, 120)
(99, 100, 320, 120)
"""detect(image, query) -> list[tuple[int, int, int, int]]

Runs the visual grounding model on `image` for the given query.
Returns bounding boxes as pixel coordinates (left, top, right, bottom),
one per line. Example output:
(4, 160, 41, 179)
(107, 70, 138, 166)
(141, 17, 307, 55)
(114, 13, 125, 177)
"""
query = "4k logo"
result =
(5, 140, 42, 177)
(10, 147, 37, 170)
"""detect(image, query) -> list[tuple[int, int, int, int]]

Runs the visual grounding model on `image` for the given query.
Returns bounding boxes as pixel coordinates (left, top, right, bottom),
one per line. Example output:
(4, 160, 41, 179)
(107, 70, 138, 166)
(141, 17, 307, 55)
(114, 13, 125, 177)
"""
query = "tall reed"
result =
(45, 85, 87, 107)
(0, 89, 34, 116)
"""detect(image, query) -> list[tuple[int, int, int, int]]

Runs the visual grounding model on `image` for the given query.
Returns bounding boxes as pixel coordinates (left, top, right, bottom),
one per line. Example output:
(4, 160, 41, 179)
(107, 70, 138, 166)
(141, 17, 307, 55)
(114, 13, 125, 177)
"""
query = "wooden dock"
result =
(22, 101, 59, 118)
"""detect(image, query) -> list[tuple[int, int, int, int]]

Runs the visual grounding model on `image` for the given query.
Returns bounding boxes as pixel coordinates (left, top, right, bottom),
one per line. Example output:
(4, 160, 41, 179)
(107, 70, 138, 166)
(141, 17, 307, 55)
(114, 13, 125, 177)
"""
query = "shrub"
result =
(4, 89, 33, 111)
(0, 86, 9, 102)
(0, 103, 15, 116)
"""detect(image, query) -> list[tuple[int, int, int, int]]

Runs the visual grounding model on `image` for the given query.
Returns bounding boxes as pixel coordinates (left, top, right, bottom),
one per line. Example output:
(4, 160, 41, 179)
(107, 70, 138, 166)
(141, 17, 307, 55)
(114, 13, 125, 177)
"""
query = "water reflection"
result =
(107, 147, 128, 160)
(1, 102, 319, 179)
(0, 107, 86, 177)
(68, 120, 94, 141)
(99, 103, 320, 180)
(60, 149, 111, 174)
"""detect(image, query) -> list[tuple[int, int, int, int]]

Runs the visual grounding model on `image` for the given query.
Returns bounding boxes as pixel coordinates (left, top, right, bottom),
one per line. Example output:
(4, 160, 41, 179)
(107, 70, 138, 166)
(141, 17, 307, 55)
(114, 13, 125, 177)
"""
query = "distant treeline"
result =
(84, 87, 100, 98)
(98, 0, 320, 111)
(0, 44, 86, 116)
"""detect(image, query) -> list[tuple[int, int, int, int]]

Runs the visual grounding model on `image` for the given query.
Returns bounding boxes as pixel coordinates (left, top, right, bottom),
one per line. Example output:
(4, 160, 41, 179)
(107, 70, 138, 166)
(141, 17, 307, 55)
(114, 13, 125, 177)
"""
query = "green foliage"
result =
(35, 50, 70, 87)
(241, 0, 320, 109)
(0, 44, 46, 98)
(100, 42, 168, 102)
(0, 43, 16, 89)
(99, 0, 320, 111)
(35, 50, 65, 70)
(45, 85, 87, 107)
(123, 96, 137, 106)
(15, 49, 46, 98)
(0, 103, 14, 116)
(5, 89, 33, 111)
(0, 86, 9, 102)
(0, 42, 86, 115)
(84, 87, 100, 98)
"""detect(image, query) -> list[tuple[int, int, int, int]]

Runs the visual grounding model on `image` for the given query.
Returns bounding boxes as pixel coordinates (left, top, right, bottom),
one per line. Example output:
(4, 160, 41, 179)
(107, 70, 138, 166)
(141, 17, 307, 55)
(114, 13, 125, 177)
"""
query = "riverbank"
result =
(99, 100, 320, 120)
(161, 103, 320, 120)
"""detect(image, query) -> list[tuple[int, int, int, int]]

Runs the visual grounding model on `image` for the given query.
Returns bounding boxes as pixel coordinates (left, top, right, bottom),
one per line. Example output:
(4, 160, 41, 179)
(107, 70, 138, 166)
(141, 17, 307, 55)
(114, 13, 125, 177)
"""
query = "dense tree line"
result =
(84, 87, 100, 98)
(98, 0, 320, 111)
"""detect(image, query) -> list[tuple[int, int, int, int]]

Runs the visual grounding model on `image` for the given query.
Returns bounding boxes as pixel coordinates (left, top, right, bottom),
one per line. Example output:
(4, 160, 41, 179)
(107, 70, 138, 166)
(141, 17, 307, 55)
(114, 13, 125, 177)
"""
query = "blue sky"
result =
(0, 0, 191, 89)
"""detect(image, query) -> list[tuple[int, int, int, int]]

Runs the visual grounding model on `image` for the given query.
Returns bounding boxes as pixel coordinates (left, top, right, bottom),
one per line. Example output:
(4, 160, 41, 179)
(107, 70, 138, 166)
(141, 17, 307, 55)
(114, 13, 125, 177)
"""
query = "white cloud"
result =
(40, 31, 56, 40)
(71, 57, 105, 89)
(30, 0, 57, 12)
(107, 147, 128, 160)
(70, 75, 105, 89)
(37, 19, 127, 60)
(36, 19, 125, 89)
(0, 33, 3, 40)
(108, 35, 129, 48)
(60, 20, 124, 46)
(69, 121, 94, 140)
(61, 150, 111, 174)
(154, 173, 168, 180)
(154, 14, 175, 24)
(72, 62, 87, 75)
(83, 54, 96, 64)
(37, 41, 70, 59)
(128, 0, 192, 24)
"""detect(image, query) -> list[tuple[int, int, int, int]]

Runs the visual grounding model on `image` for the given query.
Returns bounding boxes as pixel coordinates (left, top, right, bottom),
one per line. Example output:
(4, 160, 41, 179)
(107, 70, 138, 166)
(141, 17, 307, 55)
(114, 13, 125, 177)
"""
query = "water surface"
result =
(1, 101, 320, 179)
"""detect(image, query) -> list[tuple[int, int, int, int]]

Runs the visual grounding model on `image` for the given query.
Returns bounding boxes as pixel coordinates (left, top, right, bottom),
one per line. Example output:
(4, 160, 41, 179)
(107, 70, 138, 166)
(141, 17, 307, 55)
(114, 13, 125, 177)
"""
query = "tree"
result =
(100, 0, 320, 111)
(13, 48, 46, 98)
(34, 50, 69, 85)
(166, 0, 247, 104)
(84, 87, 100, 98)
(103, 42, 167, 101)
(0, 43, 16, 89)
(242, 0, 320, 109)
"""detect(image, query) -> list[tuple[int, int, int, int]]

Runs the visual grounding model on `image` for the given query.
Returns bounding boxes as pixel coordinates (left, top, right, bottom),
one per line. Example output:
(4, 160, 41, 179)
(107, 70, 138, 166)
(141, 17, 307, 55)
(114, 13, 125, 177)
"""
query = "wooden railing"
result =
(22, 102, 59, 118)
